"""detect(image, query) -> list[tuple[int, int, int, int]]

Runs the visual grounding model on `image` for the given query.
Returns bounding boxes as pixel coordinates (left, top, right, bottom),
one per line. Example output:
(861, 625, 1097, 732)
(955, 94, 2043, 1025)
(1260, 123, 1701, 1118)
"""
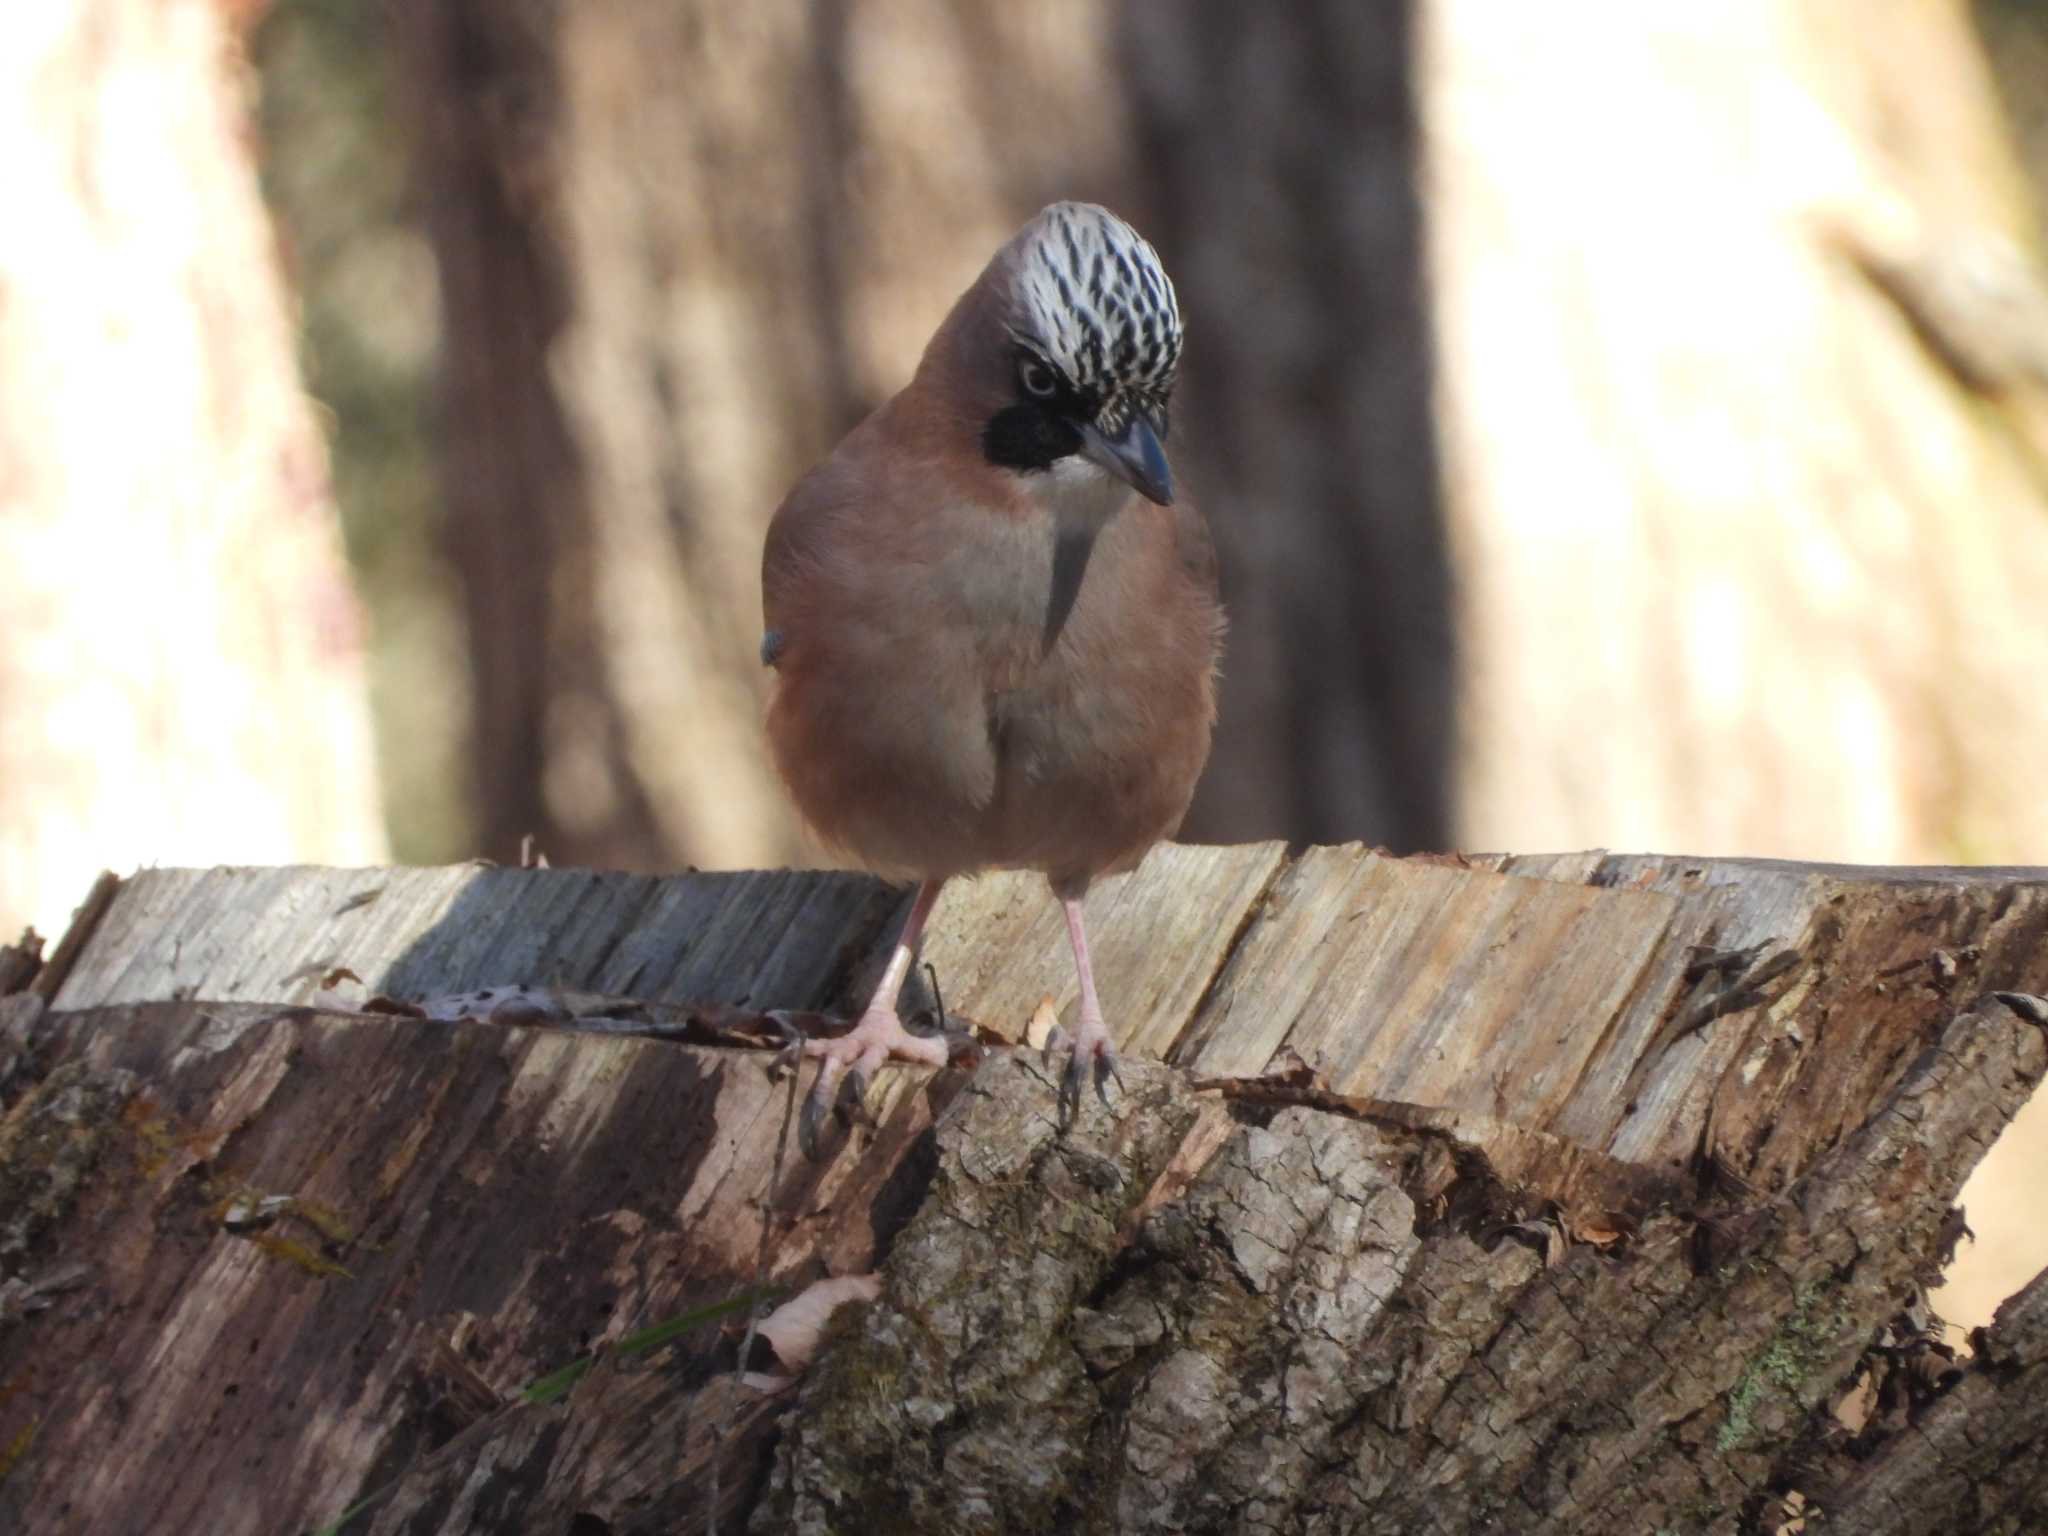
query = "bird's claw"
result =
(841, 1066, 877, 1130)
(1055, 1035, 1120, 1129)
(797, 1072, 832, 1160)
(797, 1061, 878, 1161)
(792, 1003, 952, 1160)
(766, 1015, 807, 1077)
(1099, 1049, 1126, 1104)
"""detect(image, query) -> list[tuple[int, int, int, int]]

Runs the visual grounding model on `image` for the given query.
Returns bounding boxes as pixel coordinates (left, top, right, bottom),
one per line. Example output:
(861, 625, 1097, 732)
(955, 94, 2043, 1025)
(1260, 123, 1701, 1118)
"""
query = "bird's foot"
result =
(1045, 1018, 1124, 1128)
(798, 1007, 950, 1158)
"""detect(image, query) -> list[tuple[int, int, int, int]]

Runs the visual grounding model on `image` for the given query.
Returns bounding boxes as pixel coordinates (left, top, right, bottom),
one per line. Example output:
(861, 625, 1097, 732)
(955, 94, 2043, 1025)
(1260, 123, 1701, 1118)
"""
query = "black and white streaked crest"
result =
(1007, 203, 1182, 406)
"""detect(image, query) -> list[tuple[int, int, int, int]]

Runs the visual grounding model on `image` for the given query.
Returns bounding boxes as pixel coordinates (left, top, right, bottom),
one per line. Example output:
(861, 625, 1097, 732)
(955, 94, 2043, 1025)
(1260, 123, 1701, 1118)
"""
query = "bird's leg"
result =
(800, 878, 949, 1155)
(1055, 893, 1123, 1124)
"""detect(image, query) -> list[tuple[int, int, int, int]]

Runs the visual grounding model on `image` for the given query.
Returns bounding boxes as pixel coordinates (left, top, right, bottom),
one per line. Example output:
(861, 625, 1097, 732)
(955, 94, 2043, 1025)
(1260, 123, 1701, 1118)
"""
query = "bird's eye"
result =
(1018, 357, 1058, 399)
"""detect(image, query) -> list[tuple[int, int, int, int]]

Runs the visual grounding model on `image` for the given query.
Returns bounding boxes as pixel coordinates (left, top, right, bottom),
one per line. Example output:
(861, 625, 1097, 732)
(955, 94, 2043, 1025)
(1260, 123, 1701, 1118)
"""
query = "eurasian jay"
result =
(761, 201, 1222, 1149)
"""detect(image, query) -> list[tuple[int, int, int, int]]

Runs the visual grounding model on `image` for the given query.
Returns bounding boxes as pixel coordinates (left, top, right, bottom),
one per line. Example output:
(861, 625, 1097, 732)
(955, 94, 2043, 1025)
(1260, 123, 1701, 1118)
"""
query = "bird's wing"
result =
(760, 454, 859, 660)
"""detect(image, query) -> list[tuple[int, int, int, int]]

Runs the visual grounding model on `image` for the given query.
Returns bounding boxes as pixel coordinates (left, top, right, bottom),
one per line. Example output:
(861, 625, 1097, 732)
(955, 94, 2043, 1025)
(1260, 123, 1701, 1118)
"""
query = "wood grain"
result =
(0, 1000, 957, 1535)
(916, 839, 1287, 1052)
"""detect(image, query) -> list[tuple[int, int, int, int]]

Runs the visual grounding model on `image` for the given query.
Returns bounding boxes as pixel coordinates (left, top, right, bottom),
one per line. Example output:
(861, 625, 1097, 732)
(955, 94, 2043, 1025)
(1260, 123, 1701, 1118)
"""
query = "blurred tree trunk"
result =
(1121, 3, 1457, 853)
(1418, 0, 2048, 863)
(393, 0, 666, 869)
(400, 0, 1457, 873)
(445, 0, 1459, 870)
(0, 0, 383, 939)
(394, 0, 1135, 873)
(400, 0, 2048, 874)
(1123, 0, 2048, 865)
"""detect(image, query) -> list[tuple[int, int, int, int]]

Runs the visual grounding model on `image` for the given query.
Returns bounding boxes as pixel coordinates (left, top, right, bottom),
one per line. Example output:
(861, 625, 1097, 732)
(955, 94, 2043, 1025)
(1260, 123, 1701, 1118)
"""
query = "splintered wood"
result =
(7, 846, 2048, 1534)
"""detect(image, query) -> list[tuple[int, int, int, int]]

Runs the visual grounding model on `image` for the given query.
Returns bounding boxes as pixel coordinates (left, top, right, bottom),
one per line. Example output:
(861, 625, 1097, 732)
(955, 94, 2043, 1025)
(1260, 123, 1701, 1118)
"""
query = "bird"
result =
(760, 201, 1222, 1151)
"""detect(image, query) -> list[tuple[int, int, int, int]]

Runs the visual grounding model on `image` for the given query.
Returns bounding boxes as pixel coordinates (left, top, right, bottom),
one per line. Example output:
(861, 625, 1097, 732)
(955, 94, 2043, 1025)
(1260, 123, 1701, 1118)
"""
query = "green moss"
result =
(248, 1231, 353, 1280)
(0, 1417, 37, 1486)
(292, 1198, 355, 1244)
(0, 1064, 137, 1270)
(1716, 1280, 1854, 1453)
(120, 1099, 182, 1177)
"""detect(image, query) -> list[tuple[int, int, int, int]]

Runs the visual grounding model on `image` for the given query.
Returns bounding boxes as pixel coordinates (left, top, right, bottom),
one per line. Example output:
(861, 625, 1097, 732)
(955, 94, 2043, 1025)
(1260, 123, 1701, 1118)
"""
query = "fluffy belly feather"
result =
(768, 616, 1210, 888)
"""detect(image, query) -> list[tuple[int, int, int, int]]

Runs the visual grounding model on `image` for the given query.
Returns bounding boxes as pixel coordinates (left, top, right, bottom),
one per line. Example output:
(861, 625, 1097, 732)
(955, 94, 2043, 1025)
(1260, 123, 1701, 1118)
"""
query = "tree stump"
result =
(0, 847, 2041, 1533)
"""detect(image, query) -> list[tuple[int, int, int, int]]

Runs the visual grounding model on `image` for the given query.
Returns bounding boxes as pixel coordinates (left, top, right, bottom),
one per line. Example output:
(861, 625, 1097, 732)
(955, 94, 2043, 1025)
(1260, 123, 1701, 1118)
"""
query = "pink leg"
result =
(800, 879, 949, 1153)
(1055, 894, 1122, 1122)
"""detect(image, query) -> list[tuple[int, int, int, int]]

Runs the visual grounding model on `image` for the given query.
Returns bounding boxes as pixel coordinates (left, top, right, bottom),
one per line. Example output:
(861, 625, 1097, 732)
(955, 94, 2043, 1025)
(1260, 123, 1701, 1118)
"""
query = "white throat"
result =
(1021, 454, 1128, 522)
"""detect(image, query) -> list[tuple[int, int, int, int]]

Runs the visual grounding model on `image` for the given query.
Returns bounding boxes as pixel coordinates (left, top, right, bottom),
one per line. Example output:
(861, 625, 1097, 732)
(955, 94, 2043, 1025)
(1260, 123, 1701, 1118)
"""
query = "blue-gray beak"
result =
(1079, 409, 1174, 506)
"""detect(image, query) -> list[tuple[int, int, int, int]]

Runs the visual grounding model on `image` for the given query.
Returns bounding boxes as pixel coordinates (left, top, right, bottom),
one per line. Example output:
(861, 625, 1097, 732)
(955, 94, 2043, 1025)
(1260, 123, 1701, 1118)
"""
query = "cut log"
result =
(0, 847, 2042, 1533)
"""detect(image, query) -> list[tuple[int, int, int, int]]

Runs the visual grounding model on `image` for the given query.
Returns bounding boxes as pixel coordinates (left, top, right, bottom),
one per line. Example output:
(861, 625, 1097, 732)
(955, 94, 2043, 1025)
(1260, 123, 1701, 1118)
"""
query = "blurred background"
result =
(2, 2, 2045, 1320)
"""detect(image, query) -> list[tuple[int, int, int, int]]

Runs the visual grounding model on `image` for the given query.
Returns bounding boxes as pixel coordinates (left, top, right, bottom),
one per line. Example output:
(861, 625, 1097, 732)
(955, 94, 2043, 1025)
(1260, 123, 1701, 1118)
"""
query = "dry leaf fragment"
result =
(1568, 1216, 1626, 1248)
(1260, 1045, 1326, 1091)
(1024, 996, 1061, 1052)
(745, 1273, 884, 1389)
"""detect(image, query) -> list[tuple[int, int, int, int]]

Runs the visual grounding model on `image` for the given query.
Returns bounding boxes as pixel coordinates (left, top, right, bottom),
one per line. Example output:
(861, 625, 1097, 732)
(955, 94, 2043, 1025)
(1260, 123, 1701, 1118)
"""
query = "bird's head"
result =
(958, 202, 1182, 507)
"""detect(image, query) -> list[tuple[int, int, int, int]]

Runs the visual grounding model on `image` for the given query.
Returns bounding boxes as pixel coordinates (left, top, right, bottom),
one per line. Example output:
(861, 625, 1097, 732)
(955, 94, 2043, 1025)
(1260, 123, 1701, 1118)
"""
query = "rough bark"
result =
(0, 0, 383, 939)
(758, 999, 2044, 1534)
(1806, 1262, 2048, 1533)
(0, 852, 2044, 1532)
